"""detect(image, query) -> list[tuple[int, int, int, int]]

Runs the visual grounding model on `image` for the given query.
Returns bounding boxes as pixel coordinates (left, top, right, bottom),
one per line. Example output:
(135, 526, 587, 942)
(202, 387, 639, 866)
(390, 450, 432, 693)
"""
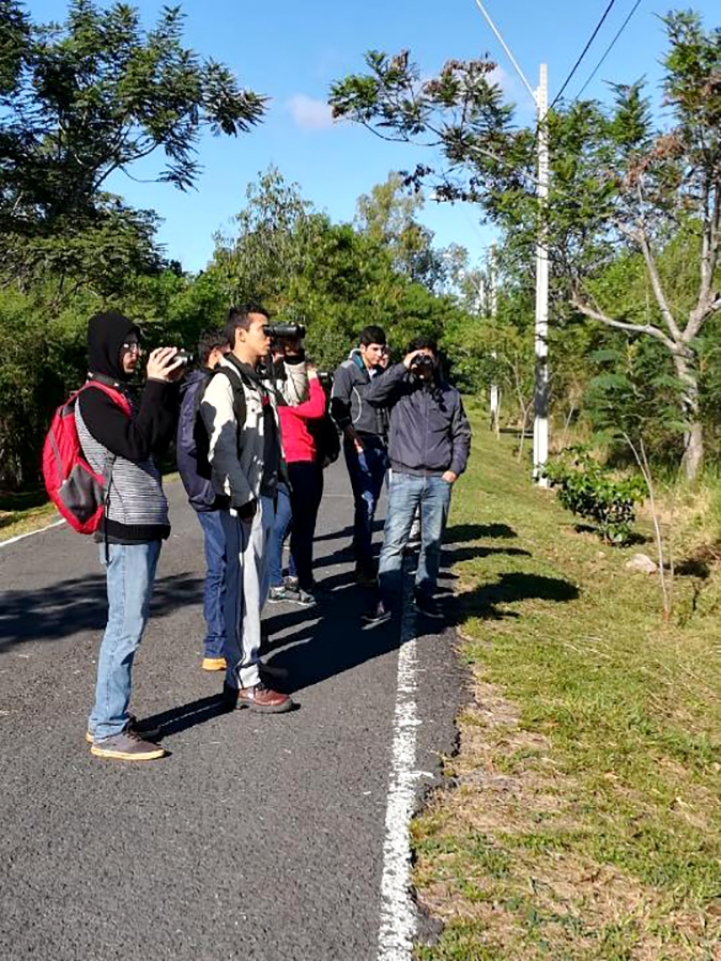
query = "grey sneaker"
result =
(85, 714, 161, 745)
(268, 584, 301, 604)
(90, 729, 166, 761)
(285, 575, 299, 591)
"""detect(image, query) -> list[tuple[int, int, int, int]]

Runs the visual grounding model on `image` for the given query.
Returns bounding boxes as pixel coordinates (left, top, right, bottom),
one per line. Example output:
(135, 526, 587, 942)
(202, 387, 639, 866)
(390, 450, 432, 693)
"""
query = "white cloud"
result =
(488, 65, 515, 98)
(287, 94, 334, 131)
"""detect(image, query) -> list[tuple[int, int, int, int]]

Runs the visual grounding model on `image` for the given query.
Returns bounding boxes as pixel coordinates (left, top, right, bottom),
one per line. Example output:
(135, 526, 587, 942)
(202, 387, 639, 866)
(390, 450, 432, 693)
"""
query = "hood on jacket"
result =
(179, 366, 211, 398)
(87, 311, 139, 383)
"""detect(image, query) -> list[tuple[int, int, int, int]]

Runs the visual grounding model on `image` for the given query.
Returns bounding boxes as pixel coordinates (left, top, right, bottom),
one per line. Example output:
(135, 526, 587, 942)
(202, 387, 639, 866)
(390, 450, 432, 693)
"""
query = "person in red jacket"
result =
(269, 366, 327, 607)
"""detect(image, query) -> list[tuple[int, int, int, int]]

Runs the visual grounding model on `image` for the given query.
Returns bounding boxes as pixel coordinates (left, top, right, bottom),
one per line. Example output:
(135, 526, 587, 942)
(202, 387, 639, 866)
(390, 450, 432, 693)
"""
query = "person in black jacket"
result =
(177, 329, 231, 673)
(362, 335, 471, 624)
(76, 311, 184, 761)
(330, 325, 388, 585)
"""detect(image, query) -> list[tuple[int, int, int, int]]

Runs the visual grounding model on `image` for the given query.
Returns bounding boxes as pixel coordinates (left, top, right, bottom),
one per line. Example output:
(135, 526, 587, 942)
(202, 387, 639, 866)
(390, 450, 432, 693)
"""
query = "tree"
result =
(0, 0, 266, 266)
(329, 12, 721, 481)
(211, 167, 319, 306)
(355, 173, 445, 289)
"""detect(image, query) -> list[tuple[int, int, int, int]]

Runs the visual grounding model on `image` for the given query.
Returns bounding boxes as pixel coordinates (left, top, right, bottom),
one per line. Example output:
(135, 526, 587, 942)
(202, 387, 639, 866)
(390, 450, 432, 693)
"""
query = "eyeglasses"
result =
(121, 341, 141, 354)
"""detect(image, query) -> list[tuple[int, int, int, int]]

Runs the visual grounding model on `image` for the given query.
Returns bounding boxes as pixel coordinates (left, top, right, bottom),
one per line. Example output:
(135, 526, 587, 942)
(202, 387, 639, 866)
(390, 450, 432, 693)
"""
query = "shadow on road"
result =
(260, 568, 400, 697)
(0, 572, 204, 652)
(141, 693, 228, 738)
(313, 519, 384, 544)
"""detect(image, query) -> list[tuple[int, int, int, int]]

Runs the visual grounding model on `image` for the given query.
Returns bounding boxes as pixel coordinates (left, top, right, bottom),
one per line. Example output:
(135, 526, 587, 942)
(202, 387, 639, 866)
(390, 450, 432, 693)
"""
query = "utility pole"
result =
(472, 1, 551, 483)
(488, 244, 501, 438)
(533, 64, 550, 486)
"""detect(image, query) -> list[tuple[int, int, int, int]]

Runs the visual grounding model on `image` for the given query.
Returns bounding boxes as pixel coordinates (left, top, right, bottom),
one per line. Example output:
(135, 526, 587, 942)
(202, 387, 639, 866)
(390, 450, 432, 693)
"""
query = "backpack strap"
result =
(208, 365, 248, 435)
(77, 380, 131, 560)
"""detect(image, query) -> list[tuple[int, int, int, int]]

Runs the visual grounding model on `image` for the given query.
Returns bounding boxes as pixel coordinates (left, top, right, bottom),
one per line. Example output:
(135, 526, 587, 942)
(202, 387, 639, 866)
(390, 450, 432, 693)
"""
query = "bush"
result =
(544, 449, 648, 545)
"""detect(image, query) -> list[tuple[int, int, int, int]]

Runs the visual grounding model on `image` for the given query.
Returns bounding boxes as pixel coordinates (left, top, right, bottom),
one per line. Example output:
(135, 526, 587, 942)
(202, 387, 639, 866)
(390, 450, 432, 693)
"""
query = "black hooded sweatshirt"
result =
(76, 311, 179, 542)
(78, 311, 179, 463)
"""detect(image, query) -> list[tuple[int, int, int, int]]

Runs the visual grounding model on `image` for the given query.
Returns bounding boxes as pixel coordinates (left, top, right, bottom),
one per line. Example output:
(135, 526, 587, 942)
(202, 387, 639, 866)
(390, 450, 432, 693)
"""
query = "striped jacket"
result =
(76, 384, 174, 543)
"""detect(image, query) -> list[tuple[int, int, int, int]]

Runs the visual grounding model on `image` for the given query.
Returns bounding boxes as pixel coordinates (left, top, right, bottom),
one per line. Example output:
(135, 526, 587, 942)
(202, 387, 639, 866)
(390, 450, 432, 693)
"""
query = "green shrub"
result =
(544, 449, 648, 545)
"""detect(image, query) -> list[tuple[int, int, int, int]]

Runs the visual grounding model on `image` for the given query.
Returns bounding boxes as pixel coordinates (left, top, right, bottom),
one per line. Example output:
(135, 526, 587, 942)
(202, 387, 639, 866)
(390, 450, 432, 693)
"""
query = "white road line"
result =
(0, 518, 64, 549)
(377, 573, 420, 961)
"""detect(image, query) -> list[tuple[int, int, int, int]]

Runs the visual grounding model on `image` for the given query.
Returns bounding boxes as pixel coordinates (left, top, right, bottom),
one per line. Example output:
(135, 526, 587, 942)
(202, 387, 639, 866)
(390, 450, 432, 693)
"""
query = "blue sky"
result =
(31, 0, 719, 271)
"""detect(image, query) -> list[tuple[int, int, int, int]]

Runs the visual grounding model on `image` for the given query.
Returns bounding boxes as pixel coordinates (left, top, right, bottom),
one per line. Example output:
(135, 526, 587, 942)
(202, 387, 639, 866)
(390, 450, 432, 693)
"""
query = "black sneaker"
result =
(413, 592, 443, 619)
(361, 600, 392, 629)
(296, 590, 317, 608)
(355, 566, 377, 589)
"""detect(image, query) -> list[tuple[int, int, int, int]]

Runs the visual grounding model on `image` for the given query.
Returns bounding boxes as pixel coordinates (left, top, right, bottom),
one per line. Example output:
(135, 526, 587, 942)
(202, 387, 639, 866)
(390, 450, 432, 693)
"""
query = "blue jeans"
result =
(268, 484, 296, 588)
(344, 436, 388, 574)
(378, 473, 452, 609)
(197, 510, 226, 658)
(89, 540, 162, 741)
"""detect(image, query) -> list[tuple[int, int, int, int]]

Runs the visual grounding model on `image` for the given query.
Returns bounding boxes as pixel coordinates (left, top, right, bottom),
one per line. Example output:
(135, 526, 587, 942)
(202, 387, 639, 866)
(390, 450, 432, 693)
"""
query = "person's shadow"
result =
(99, 516, 577, 739)
(0, 572, 204, 653)
(448, 571, 579, 624)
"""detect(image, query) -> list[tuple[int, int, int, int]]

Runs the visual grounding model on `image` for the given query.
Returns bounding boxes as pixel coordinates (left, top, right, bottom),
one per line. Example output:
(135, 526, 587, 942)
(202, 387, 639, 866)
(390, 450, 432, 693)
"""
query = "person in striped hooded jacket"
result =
(75, 311, 184, 762)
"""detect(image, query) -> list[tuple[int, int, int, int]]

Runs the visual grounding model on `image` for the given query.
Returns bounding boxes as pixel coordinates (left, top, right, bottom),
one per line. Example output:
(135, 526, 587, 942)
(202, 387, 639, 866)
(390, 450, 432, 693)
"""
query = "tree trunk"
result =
(683, 419, 704, 483)
(674, 352, 704, 483)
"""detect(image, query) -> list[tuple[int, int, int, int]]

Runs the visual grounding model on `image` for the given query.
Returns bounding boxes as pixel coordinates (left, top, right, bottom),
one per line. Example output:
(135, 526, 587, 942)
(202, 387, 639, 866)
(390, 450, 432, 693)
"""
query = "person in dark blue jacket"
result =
(362, 335, 471, 624)
(177, 329, 231, 671)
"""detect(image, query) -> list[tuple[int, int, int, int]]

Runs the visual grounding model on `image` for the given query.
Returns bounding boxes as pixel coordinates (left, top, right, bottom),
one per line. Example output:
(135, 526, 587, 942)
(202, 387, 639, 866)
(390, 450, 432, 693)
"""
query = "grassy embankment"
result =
(0, 490, 57, 542)
(0, 473, 181, 543)
(414, 403, 721, 960)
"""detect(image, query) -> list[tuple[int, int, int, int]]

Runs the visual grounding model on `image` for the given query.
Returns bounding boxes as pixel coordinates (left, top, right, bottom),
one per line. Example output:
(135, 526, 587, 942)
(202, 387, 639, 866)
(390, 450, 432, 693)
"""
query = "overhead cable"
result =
(574, 0, 644, 101)
(550, 0, 618, 110)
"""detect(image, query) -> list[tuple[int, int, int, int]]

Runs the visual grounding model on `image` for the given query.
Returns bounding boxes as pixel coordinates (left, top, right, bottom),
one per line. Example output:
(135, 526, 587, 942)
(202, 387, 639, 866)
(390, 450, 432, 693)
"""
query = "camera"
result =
(174, 349, 194, 366)
(410, 353, 434, 370)
(265, 323, 306, 340)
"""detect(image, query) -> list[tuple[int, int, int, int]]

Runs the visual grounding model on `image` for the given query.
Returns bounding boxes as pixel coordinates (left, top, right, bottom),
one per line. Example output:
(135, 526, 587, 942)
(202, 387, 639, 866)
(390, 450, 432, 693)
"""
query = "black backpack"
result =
(194, 366, 248, 480)
(309, 402, 341, 469)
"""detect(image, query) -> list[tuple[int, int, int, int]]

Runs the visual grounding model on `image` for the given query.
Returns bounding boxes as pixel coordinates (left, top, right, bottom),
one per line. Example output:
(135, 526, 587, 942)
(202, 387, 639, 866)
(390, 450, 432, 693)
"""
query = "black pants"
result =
(288, 461, 324, 592)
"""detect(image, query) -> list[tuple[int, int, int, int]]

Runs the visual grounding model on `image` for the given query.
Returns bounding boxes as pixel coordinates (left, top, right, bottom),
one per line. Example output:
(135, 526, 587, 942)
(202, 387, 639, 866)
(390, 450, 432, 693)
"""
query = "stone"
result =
(625, 553, 658, 574)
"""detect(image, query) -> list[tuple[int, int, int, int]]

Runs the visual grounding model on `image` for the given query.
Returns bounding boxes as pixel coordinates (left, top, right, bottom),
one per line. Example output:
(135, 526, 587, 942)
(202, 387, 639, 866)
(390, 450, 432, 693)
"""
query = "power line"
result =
(471, 0, 537, 105)
(574, 0, 644, 101)
(550, 0, 618, 110)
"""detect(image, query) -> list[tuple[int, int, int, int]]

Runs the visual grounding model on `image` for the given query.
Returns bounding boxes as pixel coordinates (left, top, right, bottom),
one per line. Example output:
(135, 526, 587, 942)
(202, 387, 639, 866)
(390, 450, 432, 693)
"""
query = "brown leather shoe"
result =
(223, 681, 292, 714)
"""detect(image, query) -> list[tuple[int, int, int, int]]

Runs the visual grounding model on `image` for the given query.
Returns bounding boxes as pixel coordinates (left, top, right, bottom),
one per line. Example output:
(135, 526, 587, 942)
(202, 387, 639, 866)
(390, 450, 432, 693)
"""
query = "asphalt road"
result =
(0, 462, 462, 961)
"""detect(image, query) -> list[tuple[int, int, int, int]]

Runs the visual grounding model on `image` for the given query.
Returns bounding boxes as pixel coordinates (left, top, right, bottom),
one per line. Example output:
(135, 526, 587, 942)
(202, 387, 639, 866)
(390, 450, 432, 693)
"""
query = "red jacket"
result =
(279, 377, 326, 463)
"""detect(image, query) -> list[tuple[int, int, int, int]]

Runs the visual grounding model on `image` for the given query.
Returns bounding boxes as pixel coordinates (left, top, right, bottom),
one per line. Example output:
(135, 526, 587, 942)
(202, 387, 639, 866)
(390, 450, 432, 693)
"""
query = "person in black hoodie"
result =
(176, 329, 230, 673)
(75, 311, 183, 761)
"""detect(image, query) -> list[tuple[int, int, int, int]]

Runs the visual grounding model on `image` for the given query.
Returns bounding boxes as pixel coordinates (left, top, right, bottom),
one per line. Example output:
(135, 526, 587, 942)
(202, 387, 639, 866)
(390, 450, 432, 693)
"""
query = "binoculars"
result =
(266, 323, 306, 340)
(410, 353, 433, 370)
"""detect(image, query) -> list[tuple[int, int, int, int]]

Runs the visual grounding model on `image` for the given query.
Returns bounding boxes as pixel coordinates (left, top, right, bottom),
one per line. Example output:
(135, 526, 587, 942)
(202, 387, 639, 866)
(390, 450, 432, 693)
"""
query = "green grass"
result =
(413, 408, 721, 960)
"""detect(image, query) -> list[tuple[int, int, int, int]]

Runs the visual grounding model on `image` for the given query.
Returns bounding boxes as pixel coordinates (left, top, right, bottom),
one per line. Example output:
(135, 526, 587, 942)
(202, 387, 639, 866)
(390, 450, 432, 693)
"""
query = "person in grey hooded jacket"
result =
(362, 335, 471, 624)
(330, 325, 388, 584)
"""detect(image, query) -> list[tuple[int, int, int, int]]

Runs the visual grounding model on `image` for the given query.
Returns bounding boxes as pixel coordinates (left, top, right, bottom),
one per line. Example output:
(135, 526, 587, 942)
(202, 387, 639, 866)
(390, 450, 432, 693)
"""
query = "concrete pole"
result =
(533, 64, 550, 486)
(488, 245, 500, 437)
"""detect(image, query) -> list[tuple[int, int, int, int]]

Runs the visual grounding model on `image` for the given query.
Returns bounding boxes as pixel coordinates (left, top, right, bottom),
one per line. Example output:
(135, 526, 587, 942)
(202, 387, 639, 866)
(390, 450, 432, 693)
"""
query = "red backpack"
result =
(42, 382, 131, 534)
